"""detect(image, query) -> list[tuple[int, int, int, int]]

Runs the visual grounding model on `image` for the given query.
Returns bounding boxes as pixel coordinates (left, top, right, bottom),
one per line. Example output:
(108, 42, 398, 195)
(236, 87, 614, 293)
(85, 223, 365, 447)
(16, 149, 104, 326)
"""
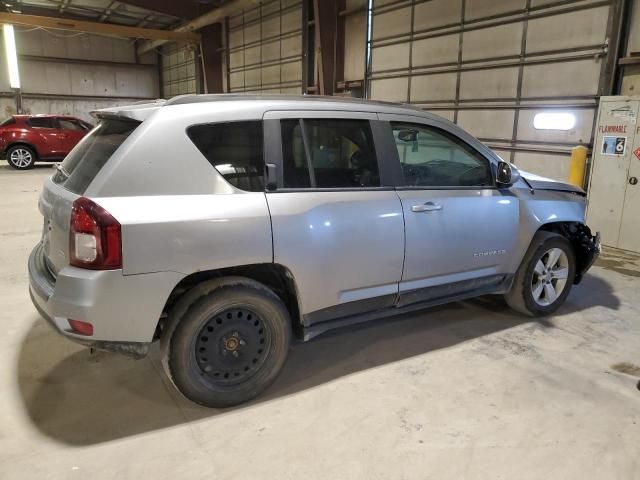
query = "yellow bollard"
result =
(568, 146, 588, 189)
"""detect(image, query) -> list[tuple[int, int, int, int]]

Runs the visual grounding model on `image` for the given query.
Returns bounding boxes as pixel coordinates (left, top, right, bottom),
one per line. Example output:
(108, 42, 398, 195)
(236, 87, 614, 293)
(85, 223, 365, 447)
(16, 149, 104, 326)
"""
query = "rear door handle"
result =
(411, 202, 443, 213)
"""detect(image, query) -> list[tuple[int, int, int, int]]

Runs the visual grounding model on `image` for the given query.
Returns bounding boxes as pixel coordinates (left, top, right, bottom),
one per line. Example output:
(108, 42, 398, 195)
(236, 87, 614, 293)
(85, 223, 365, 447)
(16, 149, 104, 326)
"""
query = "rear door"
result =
(379, 114, 519, 306)
(263, 111, 405, 324)
(57, 118, 89, 156)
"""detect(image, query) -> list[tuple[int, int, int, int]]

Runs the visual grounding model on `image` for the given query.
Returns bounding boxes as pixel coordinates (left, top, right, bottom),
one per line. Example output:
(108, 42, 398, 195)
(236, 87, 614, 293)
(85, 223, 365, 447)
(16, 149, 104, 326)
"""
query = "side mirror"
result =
(397, 129, 418, 142)
(496, 161, 520, 187)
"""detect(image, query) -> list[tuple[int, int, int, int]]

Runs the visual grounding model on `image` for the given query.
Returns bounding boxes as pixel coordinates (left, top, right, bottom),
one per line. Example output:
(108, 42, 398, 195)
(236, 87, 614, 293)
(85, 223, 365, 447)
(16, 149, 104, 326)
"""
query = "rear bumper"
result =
(28, 243, 184, 355)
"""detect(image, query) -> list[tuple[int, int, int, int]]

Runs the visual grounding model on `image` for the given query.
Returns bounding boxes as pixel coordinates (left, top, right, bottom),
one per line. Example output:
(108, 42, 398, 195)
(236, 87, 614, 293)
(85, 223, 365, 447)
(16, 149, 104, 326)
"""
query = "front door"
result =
(380, 115, 519, 306)
(264, 112, 405, 324)
(27, 117, 64, 158)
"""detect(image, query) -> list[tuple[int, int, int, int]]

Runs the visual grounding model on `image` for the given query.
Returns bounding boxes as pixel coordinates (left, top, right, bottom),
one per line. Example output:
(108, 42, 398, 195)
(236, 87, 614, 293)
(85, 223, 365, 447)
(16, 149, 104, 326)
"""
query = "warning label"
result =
(602, 136, 627, 156)
(634, 146, 640, 161)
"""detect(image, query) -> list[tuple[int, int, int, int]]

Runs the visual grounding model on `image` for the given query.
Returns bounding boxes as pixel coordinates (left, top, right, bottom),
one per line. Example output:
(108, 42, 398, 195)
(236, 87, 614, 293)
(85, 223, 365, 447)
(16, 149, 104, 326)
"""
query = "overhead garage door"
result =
(228, 0, 304, 94)
(368, 0, 617, 180)
(161, 43, 198, 97)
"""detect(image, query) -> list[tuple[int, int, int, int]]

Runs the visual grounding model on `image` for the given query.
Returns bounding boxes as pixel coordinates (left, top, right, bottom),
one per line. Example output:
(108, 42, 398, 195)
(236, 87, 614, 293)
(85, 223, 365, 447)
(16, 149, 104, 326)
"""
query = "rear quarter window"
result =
(27, 118, 57, 129)
(187, 121, 265, 192)
(53, 118, 140, 194)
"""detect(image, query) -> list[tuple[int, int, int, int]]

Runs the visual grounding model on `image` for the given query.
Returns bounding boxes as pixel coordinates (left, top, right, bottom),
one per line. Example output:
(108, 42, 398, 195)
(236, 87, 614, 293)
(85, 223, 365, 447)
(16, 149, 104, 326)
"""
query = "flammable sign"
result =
(635, 146, 640, 161)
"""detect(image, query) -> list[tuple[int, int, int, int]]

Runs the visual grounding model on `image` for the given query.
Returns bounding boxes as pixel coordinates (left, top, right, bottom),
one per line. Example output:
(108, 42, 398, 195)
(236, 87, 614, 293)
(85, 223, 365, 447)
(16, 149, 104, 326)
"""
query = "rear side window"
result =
(281, 119, 379, 189)
(0, 117, 15, 127)
(187, 121, 264, 192)
(53, 118, 140, 194)
(27, 117, 56, 129)
(58, 119, 85, 131)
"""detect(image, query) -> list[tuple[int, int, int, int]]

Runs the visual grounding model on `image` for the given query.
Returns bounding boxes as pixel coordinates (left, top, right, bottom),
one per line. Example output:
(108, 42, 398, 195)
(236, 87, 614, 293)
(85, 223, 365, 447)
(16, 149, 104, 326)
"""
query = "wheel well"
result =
(160, 264, 303, 339)
(5, 142, 38, 158)
(538, 221, 599, 283)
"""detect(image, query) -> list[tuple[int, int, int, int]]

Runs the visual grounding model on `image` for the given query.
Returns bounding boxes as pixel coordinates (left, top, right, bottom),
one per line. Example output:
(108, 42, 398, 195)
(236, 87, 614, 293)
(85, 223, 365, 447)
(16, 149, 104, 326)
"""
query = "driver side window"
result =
(391, 122, 493, 188)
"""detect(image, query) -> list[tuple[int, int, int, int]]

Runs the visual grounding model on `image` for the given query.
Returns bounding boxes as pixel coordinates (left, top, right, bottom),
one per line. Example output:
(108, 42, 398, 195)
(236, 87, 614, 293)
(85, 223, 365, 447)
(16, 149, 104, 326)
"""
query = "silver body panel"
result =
(266, 191, 405, 315)
(27, 95, 594, 346)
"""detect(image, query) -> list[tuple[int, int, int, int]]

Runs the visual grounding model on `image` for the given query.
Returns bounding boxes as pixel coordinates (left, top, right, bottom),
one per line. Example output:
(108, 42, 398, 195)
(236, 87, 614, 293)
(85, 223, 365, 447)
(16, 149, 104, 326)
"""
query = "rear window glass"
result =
(187, 121, 264, 192)
(53, 118, 140, 194)
(28, 117, 56, 129)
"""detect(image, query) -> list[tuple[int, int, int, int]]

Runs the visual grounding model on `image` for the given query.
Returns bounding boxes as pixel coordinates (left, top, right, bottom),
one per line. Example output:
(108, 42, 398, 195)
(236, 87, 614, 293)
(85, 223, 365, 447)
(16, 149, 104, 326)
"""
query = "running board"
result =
(302, 275, 513, 341)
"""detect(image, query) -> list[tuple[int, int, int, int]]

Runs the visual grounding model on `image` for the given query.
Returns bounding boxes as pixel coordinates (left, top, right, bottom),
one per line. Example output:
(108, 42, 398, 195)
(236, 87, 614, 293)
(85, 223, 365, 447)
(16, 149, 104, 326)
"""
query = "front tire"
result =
(505, 232, 576, 316)
(6, 145, 36, 170)
(165, 278, 291, 408)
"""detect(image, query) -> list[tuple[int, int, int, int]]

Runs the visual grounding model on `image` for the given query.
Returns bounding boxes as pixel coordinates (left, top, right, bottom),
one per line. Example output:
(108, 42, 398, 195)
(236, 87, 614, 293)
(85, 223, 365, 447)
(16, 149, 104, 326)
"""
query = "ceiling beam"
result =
(98, 0, 118, 22)
(137, 0, 260, 55)
(0, 11, 200, 42)
(116, 0, 202, 20)
(58, 0, 71, 14)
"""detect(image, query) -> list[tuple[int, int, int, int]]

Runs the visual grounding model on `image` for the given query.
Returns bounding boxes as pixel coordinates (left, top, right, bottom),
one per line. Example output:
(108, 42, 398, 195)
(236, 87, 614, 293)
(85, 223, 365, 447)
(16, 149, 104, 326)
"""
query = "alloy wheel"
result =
(9, 148, 33, 168)
(531, 247, 569, 307)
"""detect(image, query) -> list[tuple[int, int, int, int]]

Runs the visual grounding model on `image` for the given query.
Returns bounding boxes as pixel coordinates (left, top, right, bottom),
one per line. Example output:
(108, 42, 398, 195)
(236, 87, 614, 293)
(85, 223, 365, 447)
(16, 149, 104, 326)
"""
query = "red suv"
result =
(0, 115, 93, 170)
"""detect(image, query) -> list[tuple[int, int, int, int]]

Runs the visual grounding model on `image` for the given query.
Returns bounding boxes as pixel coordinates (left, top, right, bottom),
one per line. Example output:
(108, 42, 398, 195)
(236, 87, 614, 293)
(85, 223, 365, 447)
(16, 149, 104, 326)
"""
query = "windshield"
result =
(0, 117, 15, 127)
(52, 118, 140, 194)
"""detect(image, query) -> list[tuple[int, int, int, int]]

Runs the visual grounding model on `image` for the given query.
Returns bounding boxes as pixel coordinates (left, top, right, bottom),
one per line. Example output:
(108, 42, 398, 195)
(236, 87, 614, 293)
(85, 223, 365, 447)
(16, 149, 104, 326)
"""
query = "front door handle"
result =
(411, 202, 443, 213)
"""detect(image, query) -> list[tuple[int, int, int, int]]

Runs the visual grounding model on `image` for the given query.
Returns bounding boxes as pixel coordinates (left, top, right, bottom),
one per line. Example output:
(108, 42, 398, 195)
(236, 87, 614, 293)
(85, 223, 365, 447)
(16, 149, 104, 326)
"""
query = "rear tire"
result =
(505, 232, 576, 316)
(6, 145, 36, 170)
(164, 278, 291, 408)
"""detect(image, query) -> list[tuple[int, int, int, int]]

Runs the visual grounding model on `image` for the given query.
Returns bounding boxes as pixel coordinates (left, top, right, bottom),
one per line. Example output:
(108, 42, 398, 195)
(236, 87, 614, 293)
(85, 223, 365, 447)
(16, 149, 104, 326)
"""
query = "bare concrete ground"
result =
(1, 162, 639, 480)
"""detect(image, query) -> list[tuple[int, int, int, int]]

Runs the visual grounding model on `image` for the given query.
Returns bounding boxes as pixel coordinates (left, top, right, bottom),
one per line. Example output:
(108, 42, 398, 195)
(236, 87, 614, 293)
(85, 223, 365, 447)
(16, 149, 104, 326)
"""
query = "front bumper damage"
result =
(568, 224, 601, 284)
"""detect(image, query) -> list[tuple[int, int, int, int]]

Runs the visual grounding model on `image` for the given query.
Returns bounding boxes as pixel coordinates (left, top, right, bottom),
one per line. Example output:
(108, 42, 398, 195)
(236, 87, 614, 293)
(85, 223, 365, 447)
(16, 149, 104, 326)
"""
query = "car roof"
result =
(13, 114, 79, 119)
(93, 94, 443, 123)
(164, 94, 425, 112)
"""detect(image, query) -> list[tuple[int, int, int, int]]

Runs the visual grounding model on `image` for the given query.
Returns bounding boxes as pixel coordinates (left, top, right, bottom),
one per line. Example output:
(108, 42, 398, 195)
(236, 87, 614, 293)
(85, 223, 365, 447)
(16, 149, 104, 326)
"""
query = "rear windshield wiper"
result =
(54, 163, 70, 180)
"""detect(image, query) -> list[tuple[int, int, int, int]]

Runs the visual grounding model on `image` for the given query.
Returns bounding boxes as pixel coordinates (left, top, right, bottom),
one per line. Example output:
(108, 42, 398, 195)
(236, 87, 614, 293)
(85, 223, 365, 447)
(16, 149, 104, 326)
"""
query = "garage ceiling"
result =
(0, 0, 233, 29)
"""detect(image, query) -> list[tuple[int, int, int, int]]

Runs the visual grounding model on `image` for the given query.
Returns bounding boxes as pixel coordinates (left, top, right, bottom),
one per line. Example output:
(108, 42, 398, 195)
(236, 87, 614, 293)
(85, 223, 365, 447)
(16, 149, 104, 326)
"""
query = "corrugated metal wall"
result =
(0, 29, 159, 122)
(160, 43, 198, 97)
(368, 0, 615, 179)
(227, 0, 304, 94)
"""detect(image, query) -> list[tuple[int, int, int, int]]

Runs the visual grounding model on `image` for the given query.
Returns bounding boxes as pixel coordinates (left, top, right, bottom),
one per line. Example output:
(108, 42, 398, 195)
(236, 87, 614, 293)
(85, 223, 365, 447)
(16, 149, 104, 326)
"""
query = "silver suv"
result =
(29, 95, 600, 407)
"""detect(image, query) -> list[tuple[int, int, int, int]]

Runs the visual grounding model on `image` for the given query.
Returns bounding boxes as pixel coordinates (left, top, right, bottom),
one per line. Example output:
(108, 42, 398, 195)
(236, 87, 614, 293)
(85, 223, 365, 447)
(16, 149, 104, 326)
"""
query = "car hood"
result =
(517, 168, 585, 195)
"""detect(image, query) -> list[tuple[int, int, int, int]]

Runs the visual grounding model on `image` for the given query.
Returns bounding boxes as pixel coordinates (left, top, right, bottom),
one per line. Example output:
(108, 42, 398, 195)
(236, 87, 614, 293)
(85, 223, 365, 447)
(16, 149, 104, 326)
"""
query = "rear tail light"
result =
(68, 319, 94, 336)
(70, 197, 122, 269)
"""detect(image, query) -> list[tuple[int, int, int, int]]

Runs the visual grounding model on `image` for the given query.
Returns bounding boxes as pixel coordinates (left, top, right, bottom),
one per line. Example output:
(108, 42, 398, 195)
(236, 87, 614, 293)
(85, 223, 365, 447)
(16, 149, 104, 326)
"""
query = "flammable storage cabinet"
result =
(587, 96, 640, 253)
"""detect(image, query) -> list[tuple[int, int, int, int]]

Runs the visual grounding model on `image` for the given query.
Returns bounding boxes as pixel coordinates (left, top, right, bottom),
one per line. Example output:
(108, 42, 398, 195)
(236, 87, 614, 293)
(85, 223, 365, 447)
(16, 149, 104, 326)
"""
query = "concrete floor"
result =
(1, 162, 639, 479)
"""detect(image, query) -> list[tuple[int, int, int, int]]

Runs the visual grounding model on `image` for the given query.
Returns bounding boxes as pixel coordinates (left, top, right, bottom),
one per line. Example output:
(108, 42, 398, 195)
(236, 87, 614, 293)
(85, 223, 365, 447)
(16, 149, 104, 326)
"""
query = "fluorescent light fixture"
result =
(533, 112, 576, 131)
(3, 24, 20, 89)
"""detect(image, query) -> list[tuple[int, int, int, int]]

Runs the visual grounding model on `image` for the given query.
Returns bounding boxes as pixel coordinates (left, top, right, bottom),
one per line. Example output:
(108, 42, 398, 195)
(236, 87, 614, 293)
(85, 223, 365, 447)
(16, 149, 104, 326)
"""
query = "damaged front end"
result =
(555, 223, 601, 284)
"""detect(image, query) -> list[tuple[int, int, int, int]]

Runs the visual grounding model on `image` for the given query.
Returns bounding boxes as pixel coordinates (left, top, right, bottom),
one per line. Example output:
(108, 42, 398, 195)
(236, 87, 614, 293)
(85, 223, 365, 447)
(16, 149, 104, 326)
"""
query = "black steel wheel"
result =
(166, 278, 291, 408)
(195, 307, 271, 385)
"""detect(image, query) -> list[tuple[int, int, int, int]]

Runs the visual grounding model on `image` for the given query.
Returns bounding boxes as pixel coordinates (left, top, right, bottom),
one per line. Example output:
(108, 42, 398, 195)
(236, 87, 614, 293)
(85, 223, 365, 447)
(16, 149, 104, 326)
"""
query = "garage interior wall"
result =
(620, 0, 640, 94)
(0, 29, 159, 123)
(227, 0, 304, 94)
(160, 43, 198, 97)
(344, 0, 368, 84)
(368, 0, 616, 180)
